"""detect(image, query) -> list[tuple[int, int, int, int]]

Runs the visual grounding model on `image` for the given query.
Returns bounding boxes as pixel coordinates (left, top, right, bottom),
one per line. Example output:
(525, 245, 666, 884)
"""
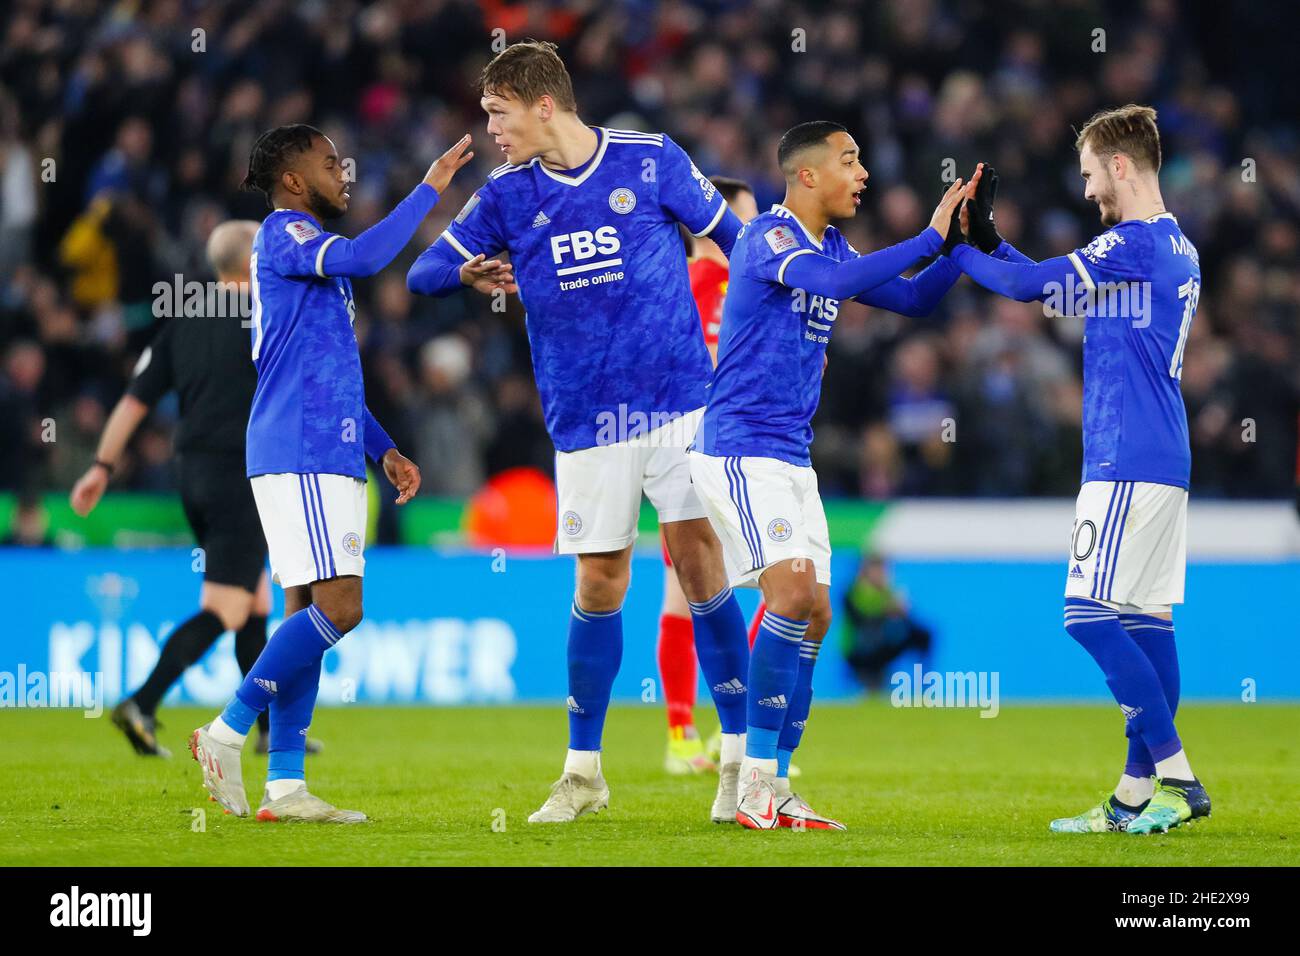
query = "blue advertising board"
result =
(0, 548, 1294, 708)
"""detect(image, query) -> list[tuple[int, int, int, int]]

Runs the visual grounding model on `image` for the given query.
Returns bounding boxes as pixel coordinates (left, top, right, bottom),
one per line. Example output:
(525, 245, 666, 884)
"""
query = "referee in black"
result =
(71, 220, 319, 759)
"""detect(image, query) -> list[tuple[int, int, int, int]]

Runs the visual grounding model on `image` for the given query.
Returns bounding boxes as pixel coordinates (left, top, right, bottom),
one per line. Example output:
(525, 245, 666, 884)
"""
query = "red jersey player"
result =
(659, 177, 760, 773)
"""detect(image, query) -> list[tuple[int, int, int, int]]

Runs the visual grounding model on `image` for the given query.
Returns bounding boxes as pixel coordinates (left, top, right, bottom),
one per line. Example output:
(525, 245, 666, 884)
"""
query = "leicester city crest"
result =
(608, 187, 636, 215)
(767, 518, 793, 541)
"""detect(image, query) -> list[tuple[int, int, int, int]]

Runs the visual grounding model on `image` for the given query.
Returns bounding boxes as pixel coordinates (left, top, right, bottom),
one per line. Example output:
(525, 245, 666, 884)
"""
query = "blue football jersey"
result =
(246, 209, 368, 479)
(1065, 213, 1201, 488)
(433, 127, 730, 451)
(694, 205, 854, 467)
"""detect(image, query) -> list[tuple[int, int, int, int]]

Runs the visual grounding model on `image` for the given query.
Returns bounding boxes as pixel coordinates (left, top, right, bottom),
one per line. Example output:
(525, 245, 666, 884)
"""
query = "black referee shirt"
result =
(126, 315, 255, 456)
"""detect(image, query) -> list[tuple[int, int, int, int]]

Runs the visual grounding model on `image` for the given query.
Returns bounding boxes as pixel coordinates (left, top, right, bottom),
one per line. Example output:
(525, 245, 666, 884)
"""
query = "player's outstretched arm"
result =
(950, 244, 1079, 302)
(854, 170, 983, 316)
(782, 179, 966, 301)
(855, 258, 961, 317)
(319, 135, 474, 279)
(407, 246, 515, 298)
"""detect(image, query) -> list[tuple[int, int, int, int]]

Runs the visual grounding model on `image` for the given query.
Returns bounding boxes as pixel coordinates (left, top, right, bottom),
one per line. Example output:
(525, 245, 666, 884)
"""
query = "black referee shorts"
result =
(178, 451, 267, 592)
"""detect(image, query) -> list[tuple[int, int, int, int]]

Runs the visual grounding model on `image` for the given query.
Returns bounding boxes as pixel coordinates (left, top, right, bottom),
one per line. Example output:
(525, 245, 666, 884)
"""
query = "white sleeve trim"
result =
(1066, 251, 1096, 292)
(440, 228, 477, 262)
(691, 202, 727, 238)
(314, 234, 342, 278)
(777, 248, 816, 286)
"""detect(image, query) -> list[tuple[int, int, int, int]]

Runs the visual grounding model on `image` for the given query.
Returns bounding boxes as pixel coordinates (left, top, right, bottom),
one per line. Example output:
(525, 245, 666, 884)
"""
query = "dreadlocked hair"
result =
(241, 124, 323, 207)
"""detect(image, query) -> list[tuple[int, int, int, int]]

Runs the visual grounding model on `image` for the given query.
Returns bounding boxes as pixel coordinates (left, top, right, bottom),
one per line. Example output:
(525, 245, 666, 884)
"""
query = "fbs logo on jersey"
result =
(767, 518, 793, 541)
(764, 224, 798, 254)
(341, 532, 361, 557)
(608, 188, 636, 215)
(561, 511, 583, 536)
(1068, 563, 1085, 580)
(285, 220, 321, 245)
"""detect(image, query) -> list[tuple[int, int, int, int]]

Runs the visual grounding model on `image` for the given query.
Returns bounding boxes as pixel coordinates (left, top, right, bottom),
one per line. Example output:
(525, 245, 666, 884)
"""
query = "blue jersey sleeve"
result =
(262, 214, 345, 279)
(742, 219, 819, 286)
(659, 136, 734, 249)
(438, 184, 508, 262)
(363, 405, 396, 462)
(1067, 223, 1155, 289)
(781, 228, 944, 300)
(856, 257, 961, 317)
(319, 184, 439, 278)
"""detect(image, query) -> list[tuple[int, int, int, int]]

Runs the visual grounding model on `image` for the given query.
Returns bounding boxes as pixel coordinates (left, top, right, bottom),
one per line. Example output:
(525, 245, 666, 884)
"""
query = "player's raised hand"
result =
(382, 448, 422, 505)
(70, 464, 109, 517)
(968, 163, 1003, 253)
(944, 163, 984, 254)
(423, 134, 474, 194)
(459, 253, 519, 295)
(929, 177, 965, 240)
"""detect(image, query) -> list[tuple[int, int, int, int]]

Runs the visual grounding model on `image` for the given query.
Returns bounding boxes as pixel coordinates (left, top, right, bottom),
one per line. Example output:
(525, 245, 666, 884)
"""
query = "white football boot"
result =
(735, 767, 780, 830)
(711, 762, 741, 823)
(256, 784, 367, 823)
(189, 723, 249, 817)
(527, 772, 610, 823)
(776, 791, 846, 830)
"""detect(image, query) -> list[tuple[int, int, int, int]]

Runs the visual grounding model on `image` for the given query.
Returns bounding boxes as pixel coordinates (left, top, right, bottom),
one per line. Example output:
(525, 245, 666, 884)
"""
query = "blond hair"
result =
(1075, 104, 1161, 172)
(479, 40, 577, 111)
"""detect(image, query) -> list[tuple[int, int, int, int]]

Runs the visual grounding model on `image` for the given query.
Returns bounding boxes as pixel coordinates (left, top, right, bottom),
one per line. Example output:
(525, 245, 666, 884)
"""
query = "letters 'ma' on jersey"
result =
(436, 127, 729, 451)
(247, 210, 366, 478)
(1065, 213, 1201, 488)
(694, 205, 855, 467)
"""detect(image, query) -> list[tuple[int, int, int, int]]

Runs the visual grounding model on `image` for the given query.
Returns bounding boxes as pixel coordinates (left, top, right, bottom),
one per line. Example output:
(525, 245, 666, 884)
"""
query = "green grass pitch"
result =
(1, 702, 1295, 866)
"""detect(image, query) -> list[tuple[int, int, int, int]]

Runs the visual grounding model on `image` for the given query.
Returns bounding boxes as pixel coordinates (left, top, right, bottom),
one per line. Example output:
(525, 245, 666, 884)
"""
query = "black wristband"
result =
(93, 459, 115, 476)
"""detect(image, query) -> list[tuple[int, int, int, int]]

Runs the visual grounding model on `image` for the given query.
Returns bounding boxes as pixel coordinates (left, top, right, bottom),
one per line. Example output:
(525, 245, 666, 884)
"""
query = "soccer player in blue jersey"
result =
(688, 121, 973, 830)
(948, 105, 1211, 835)
(407, 40, 757, 825)
(189, 124, 476, 822)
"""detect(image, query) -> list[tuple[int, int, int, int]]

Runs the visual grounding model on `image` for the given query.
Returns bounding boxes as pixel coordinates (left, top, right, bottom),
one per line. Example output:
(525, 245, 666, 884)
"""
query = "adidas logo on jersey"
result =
(1069, 563, 1085, 580)
(1119, 703, 1143, 722)
(758, 694, 788, 709)
(712, 678, 746, 695)
(254, 677, 278, 695)
(531, 210, 551, 228)
(566, 695, 585, 714)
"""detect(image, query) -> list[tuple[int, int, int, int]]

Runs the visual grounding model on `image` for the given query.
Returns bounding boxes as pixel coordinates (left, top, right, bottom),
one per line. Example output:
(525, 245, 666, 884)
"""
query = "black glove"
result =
(939, 191, 966, 256)
(968, 164, 1003, 253)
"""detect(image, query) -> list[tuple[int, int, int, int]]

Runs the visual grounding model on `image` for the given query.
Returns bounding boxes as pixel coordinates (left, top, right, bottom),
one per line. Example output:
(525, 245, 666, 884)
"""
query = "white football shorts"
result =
(250, 473, 367, 587)
(554, 407, 708, 554)
(1065, 479, 1188, 611)
(687, 451, 831, 589)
